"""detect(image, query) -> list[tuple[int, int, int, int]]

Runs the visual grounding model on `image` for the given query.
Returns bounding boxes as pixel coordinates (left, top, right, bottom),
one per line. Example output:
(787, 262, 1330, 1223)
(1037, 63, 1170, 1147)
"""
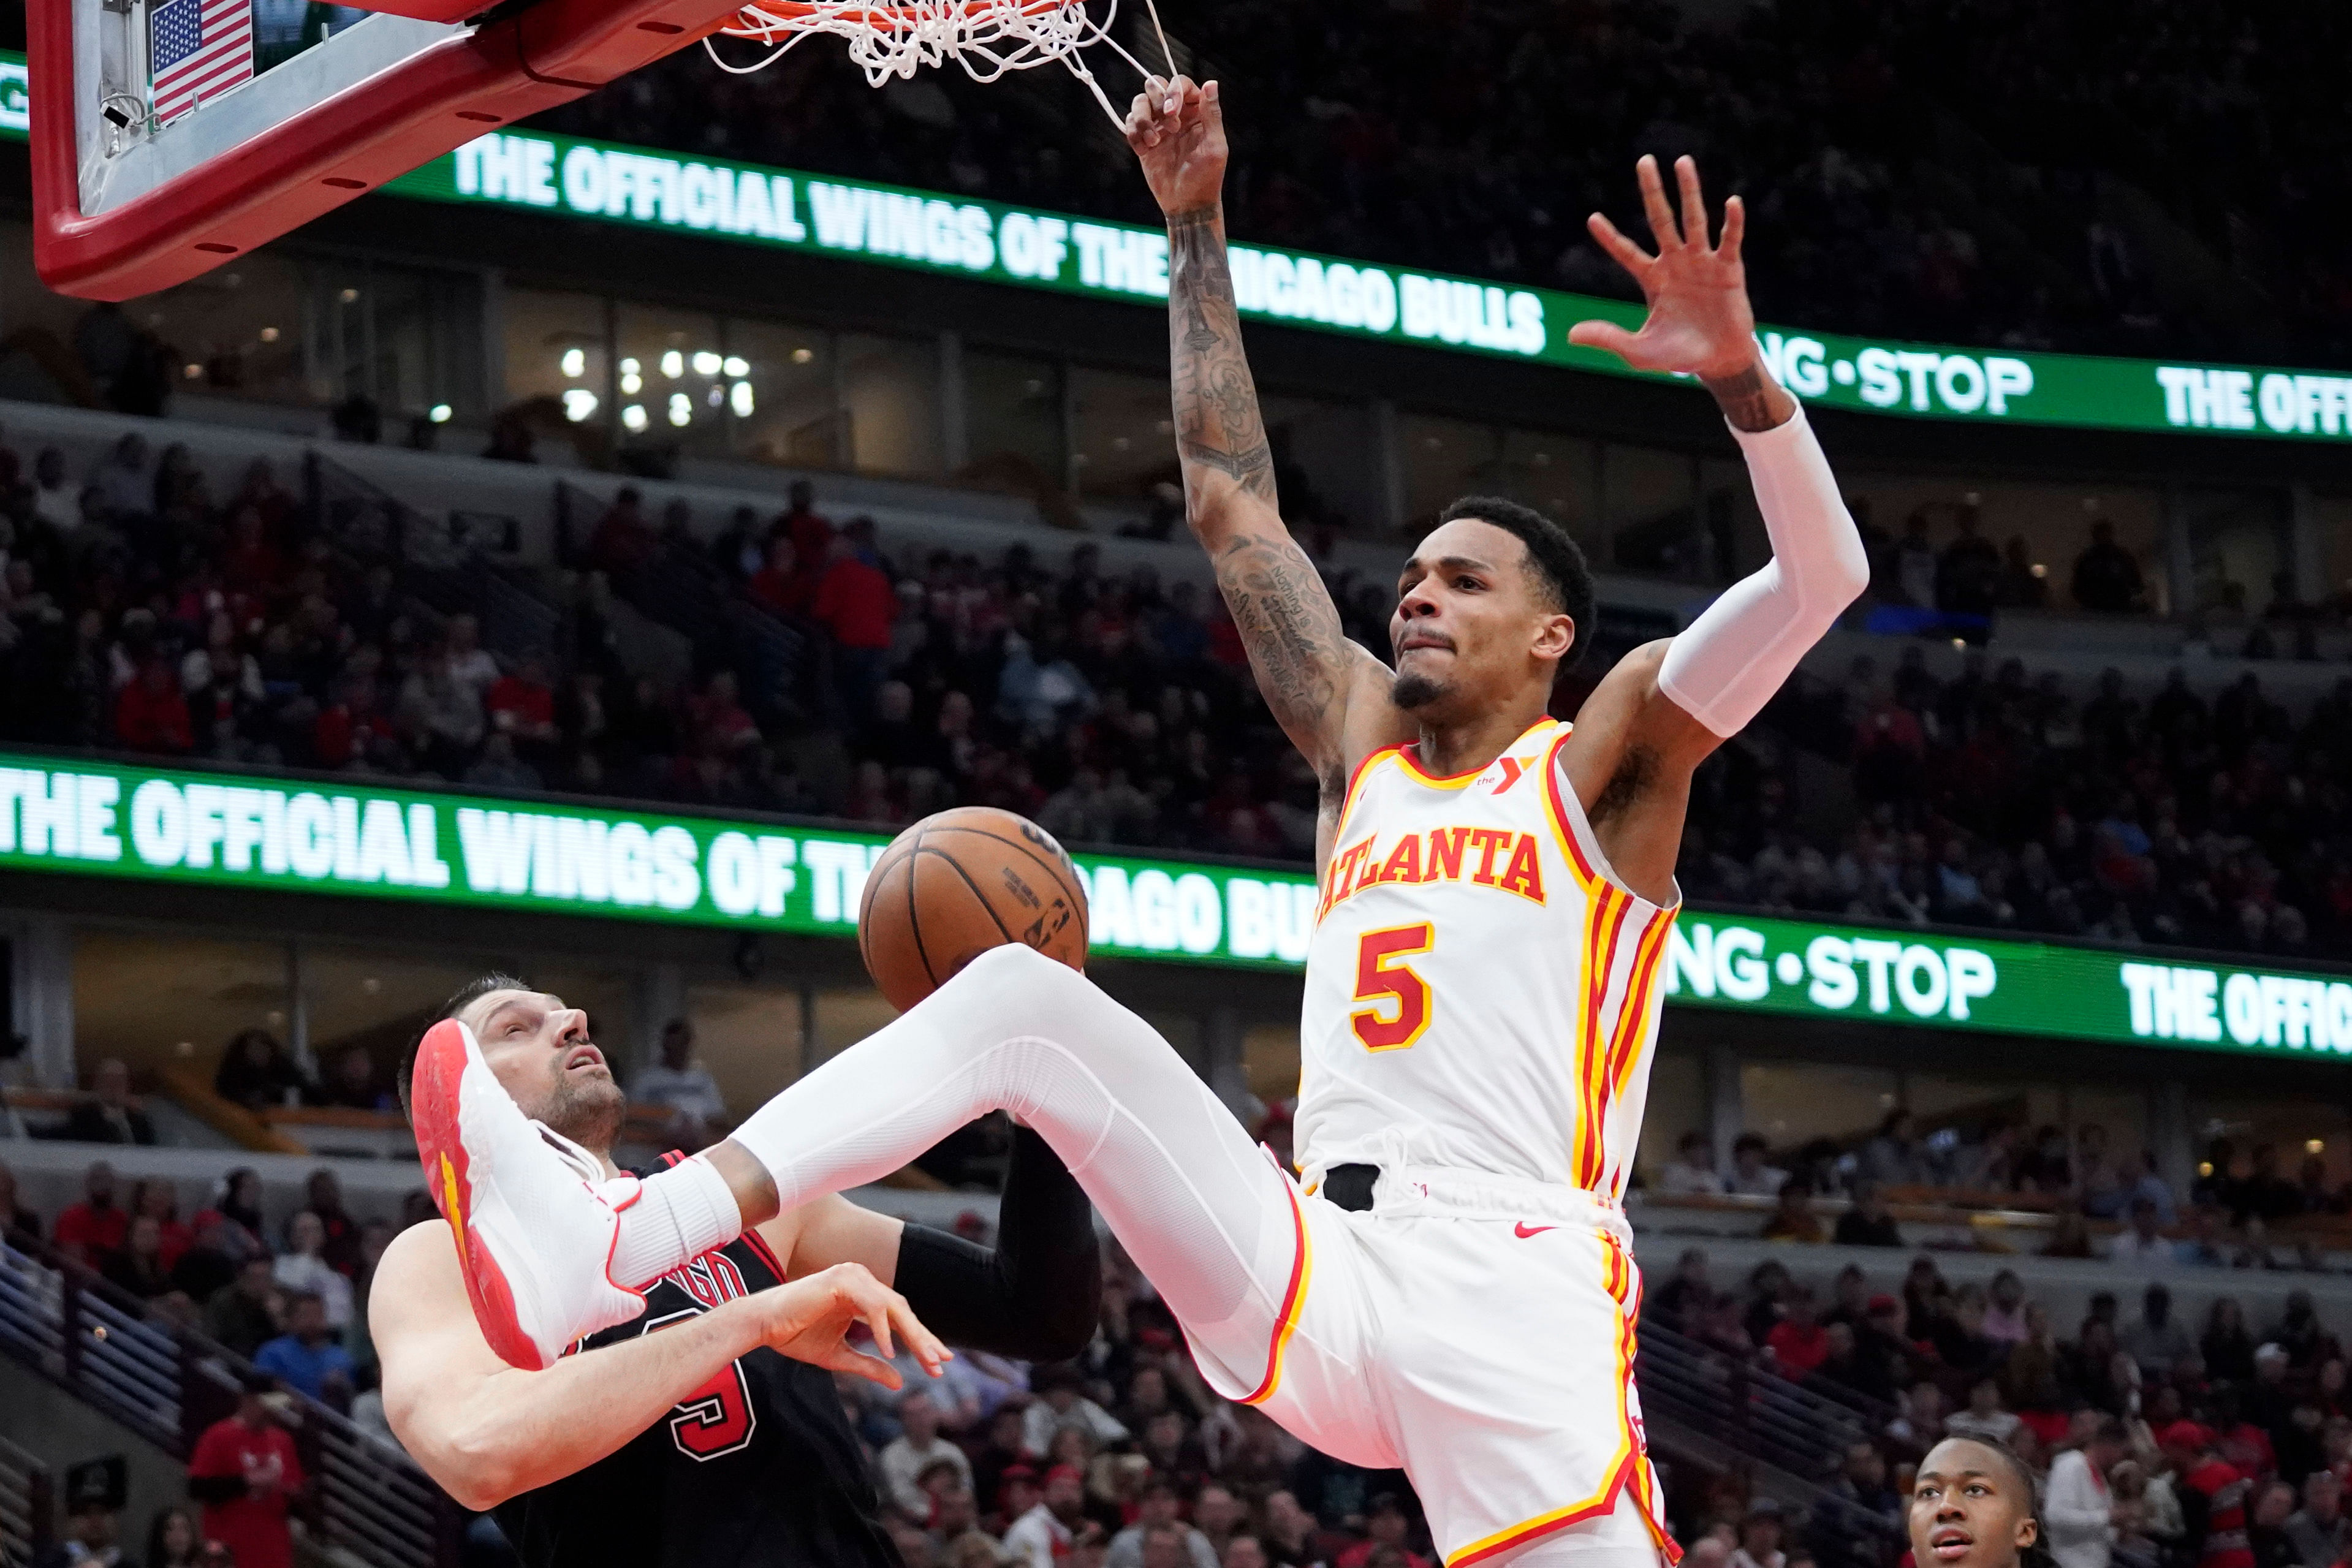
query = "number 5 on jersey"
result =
(643, 1308, 758, 1460)
(1351, 924, 1435, 1051)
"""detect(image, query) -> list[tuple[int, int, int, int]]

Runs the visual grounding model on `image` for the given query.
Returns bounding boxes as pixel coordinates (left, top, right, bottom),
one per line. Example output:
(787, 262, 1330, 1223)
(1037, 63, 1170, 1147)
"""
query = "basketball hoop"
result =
(711, 0, 1174, 127)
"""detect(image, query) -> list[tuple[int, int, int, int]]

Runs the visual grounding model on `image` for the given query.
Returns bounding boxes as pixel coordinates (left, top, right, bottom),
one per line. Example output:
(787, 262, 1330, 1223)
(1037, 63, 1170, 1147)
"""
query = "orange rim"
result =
(733, 0, 1065, 25)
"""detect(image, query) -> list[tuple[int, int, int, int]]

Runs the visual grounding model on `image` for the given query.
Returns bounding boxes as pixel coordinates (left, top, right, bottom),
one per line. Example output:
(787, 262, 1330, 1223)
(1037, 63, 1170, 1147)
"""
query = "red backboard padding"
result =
(332, 0, 504, 21)
(30, 0, 743, 300)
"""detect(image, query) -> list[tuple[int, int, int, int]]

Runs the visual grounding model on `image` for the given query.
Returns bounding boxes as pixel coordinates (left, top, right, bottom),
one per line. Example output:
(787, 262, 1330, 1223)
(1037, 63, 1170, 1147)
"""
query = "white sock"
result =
(608, 1154, 744, 1289)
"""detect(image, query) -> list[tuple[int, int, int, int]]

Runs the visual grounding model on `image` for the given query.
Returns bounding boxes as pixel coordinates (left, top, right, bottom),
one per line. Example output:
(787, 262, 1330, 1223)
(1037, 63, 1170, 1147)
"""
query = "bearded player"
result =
(372, 977, 1099, 1568)
(406, 80, 1864, 1568)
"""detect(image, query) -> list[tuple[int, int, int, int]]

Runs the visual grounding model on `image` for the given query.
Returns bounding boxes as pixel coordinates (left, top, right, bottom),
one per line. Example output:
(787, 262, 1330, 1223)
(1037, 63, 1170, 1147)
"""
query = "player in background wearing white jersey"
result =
(409, 78, 1865, 1568)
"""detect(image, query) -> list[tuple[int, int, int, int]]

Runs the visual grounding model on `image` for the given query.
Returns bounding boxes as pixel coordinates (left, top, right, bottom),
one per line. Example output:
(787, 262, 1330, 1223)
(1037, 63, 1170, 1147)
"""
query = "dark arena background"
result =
(8, 3, 2352, 1568)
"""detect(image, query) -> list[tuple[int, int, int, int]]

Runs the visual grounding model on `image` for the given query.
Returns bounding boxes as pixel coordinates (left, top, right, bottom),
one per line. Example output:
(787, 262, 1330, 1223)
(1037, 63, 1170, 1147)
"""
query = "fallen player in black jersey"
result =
(373, 975, 1099, 1568)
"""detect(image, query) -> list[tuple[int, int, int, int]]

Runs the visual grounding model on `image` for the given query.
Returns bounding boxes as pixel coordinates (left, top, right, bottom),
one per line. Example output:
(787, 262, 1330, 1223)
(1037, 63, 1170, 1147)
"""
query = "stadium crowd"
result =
(532, 0, 2352, 369)
(1652, 1114, 2352, 1279)
(1652, 1243, 2352, 1568)
(7, 433, 2352, 964)
(0, 432, 1321, 858)
(1688, 645, 2352, 961)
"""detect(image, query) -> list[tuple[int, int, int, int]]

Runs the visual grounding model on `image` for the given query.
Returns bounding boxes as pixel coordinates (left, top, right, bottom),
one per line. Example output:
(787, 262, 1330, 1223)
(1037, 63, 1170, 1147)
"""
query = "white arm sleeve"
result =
(1654, 404, 1870, 737)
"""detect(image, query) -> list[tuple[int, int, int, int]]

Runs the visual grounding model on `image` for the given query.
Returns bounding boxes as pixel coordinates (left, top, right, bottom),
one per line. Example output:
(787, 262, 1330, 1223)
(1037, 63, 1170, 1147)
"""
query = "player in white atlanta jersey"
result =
(1300, 716, 1677, 1199)
(411, 77, 1865, 1568)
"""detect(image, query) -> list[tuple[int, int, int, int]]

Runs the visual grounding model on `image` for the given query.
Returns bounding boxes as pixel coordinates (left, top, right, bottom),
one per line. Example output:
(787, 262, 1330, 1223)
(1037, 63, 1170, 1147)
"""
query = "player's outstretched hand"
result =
(753, 1262, 950, 1390)
(1568, 154, 1758, 381)
(1124, 75, 1225, 216)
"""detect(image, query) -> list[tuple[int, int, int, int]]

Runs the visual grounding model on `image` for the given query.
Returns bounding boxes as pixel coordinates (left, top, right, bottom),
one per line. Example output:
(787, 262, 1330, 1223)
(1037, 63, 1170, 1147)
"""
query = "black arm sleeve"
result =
(892, 1125, 1101, 1362)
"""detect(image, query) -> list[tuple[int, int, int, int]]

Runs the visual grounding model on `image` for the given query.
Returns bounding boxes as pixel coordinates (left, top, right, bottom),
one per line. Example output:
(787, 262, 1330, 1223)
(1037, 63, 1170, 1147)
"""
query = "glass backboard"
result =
(31, 0, 741, 299)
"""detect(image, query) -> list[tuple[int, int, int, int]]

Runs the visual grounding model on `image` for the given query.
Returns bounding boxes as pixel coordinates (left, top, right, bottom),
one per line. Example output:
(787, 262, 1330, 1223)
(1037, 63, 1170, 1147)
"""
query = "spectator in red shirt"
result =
(812, 525, 897, 730)
(222, 507, 285, 594)
(813, 529, 897, 648)
(589, 487, 658, 575)
(2166, 1421, 2256, 1568)
(777, 479, 833, 564)
(2214, 1387, 2279, 1484)
(1767, 1287, 1832, 1377)
(116, 657, 194, 753)
(747, 537, 816, 618)
(187, 1376, 305, 1568)
(131, 1178, 194, 1271)
(311, 668, 384, 770)
(54, 1161, 130, 1263)
(487, 648, 560, 764)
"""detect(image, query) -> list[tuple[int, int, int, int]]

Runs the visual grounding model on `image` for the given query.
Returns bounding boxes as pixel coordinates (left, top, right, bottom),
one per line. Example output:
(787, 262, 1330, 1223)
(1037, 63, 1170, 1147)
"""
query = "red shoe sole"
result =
(412, 1019, 547, 1371)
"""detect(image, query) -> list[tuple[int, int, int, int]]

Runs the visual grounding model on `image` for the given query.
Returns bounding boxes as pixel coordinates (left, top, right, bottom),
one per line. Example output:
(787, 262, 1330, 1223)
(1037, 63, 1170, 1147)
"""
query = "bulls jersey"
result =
(493, 1162, 898, 1568)
(1296, 717, 1680, 1197)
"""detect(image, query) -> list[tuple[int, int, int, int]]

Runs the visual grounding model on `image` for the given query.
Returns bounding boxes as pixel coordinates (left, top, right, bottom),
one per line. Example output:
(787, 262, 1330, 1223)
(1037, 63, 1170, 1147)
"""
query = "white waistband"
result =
(1313, 1162, 1631, 1241)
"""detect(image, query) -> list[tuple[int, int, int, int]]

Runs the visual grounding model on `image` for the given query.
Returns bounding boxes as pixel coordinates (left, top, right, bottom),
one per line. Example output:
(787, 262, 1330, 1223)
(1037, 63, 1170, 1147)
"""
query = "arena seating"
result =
(533, 0, 2352, 369)
(4, 395, 2348, 961)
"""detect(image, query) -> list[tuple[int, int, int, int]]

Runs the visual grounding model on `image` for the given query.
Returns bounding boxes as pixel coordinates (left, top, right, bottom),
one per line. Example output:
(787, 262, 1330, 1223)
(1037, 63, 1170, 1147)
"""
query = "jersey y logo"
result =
(1490, 756, 1527, 794)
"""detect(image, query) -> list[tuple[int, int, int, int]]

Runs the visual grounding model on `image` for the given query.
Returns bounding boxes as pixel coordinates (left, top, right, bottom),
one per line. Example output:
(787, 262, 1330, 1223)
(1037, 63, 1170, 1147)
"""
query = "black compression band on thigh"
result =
(891, 1127, 1101, 1362)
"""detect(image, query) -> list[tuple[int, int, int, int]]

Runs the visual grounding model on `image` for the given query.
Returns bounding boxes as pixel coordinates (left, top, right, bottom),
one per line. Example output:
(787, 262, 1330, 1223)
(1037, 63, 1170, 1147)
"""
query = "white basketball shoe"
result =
(409, 1018, 647, 1369)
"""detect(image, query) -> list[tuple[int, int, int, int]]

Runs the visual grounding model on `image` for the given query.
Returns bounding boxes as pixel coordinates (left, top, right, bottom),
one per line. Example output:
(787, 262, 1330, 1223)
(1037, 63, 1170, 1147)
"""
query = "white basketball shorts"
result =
(1184, 1164, 1676, 1567)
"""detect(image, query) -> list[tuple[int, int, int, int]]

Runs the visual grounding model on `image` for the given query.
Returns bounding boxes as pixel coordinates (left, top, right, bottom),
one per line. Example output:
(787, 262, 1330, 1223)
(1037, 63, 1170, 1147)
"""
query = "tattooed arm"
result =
(1161, 199, 1381, 773)
(1125, 77, 1405, 813)
(1164, 205, 1277, 515)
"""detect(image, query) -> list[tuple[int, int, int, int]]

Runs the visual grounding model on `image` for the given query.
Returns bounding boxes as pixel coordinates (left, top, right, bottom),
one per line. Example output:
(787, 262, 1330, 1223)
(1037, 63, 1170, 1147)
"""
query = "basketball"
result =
(857, 807, 1091, 1012)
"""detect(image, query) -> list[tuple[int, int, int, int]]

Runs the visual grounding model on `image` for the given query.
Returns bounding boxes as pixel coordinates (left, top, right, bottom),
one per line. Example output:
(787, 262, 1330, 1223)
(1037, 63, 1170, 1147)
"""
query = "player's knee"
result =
(955, 944, 1169, 1067)
(949, 943, 1102, 1027)
(959, 941, 1079, 996)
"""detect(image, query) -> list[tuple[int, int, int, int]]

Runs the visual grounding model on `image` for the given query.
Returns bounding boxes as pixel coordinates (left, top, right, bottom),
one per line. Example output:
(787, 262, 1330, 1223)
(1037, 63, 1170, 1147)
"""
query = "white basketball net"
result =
(710, 0, 1169, 127)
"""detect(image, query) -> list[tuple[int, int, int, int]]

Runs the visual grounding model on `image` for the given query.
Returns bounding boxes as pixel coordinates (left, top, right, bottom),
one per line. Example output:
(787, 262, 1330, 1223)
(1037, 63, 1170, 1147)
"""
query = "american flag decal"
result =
(151, 0, 254, 126)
